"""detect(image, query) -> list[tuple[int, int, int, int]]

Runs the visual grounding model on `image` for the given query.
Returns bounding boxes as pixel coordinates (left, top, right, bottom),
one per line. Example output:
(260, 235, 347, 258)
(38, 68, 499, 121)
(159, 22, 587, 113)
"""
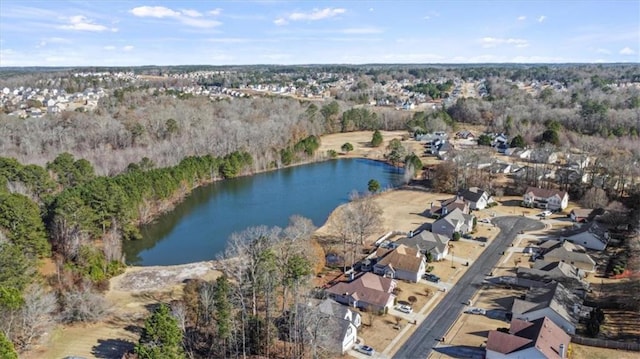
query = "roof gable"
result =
(525, 186, 567, 200)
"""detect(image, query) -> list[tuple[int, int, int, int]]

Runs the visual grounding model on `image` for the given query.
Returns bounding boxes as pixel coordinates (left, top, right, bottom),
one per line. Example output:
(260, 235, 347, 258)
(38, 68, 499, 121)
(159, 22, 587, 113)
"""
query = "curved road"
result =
(393, 216, 544, 359)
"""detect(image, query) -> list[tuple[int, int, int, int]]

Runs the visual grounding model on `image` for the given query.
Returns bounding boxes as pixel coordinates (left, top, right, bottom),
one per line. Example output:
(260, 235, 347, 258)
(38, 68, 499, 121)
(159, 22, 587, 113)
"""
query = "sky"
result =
(0, 0, 639, 66)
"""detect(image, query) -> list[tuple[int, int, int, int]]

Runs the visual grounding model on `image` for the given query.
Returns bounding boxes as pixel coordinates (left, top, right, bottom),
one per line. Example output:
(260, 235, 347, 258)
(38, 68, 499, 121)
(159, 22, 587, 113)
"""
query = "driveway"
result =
(392, 216, 544, 359)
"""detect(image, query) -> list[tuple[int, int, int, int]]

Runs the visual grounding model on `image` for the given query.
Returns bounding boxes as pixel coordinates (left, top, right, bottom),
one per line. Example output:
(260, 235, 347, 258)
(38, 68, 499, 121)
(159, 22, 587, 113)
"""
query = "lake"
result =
(123, 158, 405, 266)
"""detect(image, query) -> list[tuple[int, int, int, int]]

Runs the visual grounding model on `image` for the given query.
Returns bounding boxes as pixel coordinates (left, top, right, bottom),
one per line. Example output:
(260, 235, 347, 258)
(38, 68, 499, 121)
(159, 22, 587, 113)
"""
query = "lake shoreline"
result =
(124, 130, 412, 267)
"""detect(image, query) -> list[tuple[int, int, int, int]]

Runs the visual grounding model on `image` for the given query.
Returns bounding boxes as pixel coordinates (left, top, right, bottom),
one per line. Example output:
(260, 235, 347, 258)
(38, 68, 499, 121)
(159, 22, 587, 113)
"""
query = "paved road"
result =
(392, 216, 544, 359)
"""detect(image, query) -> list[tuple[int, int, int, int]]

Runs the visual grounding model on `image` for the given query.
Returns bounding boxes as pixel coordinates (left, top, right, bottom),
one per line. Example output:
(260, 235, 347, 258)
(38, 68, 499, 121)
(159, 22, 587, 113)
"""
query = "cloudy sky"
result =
(1, 0, 638, 66)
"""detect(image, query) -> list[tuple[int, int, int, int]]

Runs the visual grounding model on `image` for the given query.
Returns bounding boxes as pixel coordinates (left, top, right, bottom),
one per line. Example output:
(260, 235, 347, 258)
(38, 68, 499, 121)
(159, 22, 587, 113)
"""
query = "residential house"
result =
(373, 244, 426, 282)
(428, 196, 470, 217)
(511, 282, 582, 335)
(523, 187, 569, 211)
(455, 130, 475, 139)
(530, 148, 559, 164)
(489, 162, 512, 174)
(506, 148, 532, 160)
(458, 187, 492, 210)
(432, 208, 475, 238)
(325, 272, 396, 312)
(396, 231, 450, 261)
(562, 221, 609, 251)
(316, 298, 362, 328)
(486, 317, 570, 359)
(298, 299, 359, 355)
(517, 261, 589, 296)
(538, 240, 597, 272)
(569, 208, 592, 223)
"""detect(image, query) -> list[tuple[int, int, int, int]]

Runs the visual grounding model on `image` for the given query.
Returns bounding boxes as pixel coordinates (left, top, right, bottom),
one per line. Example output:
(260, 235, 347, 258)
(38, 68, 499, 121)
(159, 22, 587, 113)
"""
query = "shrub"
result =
(327, 150, 338, 158)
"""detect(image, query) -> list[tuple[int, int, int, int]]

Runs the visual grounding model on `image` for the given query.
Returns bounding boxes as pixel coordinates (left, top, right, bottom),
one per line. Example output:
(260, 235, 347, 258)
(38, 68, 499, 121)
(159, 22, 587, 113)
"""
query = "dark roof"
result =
(396, 231, 450, 256)
(511, 282, 581, 327)
(517, 261, 587, 290)
(487, 317, 570, 359)
(459, 187, 488, 203)
(525, 186, 567, 200)
(562, 222, 609, 245)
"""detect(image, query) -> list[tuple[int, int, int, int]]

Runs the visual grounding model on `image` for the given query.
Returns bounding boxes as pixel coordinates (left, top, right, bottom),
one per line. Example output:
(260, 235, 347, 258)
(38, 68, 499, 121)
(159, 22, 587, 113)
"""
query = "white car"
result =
(540, 210, 552, 217)
(355, 344, 375, 356)
(479, 218, 491, 223)
(396, 304, 413, 314)
(465, 307, 486, 315)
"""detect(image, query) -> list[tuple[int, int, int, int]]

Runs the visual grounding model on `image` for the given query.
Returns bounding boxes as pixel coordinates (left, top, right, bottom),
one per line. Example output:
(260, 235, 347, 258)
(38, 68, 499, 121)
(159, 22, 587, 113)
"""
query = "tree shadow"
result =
(91, 338, 135, 359)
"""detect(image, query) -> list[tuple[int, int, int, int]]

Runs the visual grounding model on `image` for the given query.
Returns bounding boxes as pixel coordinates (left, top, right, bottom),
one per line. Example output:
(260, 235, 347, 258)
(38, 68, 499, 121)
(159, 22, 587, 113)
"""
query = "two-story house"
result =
(523, 187, 569, 211)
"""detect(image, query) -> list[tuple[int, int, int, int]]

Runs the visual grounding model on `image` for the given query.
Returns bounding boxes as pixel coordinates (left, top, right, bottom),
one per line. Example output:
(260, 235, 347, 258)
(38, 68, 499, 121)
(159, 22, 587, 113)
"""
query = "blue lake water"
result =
(123, 158, 405, 266)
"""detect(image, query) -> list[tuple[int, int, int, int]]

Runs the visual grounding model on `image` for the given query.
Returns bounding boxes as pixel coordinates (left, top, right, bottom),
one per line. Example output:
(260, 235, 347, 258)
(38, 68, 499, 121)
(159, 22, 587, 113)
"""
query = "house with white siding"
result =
(432, 208, 474, 238)
(510, 282, 582, 335)
(523, 187, 569, 211)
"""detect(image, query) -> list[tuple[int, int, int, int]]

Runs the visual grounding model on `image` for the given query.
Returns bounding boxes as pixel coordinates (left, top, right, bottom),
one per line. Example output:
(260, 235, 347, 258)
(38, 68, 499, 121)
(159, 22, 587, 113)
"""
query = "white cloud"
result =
(276, 7, 345, 24)
(131, 6, 180, 18)
(481, 37, 529, 48)
(537, 15, 546, 23)
(181, 9, 203, 17)
(274, 18, 288, 26)
(103, 45, 116, 51)
(620, 47, 636, 55)
(130, 6, 222, 28)
(208, 8, 222, 16)
(59, 15, 115, 32)
(596, 48, 611, 55)
(369, 8, 374, 12)
(517, 16, 526, 21)
(341, 27, 383, 34)
(289, 8, 345, 21)
(123, 45, 134, 51)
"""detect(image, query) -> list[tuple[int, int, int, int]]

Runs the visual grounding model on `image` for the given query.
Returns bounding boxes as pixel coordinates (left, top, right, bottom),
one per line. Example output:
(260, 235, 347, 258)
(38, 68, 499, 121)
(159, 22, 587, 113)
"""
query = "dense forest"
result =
(1, 64, 640, 357)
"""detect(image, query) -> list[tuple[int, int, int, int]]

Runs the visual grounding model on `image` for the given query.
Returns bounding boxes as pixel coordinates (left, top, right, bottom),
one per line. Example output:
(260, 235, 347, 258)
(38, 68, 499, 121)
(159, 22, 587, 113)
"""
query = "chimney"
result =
(559, 343, 566, 358)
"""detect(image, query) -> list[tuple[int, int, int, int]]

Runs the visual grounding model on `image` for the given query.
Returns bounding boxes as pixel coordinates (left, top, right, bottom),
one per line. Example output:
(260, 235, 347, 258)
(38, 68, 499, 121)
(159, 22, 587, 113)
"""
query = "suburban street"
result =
(392, 216, 544, 359)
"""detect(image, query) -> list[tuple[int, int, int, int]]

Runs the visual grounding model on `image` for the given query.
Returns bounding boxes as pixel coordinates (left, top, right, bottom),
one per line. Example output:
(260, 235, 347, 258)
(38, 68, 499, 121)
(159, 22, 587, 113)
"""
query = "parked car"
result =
(475, 236, 488, 242)
(355, 344, 375, 356)
(396, 304, 413, 314)
(479, 218, 491, 223)
(539, 210, 552, 217)
(465, 307, 486, 315)
(424, 273, 441, 283)
(462, 233, 473, 239)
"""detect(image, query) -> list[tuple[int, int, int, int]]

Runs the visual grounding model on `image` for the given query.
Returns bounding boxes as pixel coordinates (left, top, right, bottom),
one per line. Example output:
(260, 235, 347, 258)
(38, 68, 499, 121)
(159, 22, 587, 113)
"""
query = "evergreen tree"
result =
(0, 331, 18, 359)
(371, 130, 383, 147)
(135, 304, 185, 359)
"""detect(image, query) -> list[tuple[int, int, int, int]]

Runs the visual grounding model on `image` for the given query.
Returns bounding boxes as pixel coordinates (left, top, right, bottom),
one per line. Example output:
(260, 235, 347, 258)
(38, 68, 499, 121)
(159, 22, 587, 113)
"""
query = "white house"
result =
(458, 187, 492, 210)
(373, 244, 426, 282)
(510, 282, 581, 335)
(523, 187, 569, 211)
(315, 299, 361, 354)
(431, 208, 474, 238)
(486, 317, 570, 359)
(563, 222, 609, 251)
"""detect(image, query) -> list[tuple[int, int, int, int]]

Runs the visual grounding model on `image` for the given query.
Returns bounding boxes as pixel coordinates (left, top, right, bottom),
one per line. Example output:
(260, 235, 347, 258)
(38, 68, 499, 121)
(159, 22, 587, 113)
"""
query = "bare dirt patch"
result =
(23, 262, 222, 359)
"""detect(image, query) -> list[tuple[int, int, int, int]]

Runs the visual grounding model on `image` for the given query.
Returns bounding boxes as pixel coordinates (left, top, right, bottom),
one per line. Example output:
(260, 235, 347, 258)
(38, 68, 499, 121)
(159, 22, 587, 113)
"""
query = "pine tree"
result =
(0, 332, 18, 359)
(135, 304, 184, 359)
